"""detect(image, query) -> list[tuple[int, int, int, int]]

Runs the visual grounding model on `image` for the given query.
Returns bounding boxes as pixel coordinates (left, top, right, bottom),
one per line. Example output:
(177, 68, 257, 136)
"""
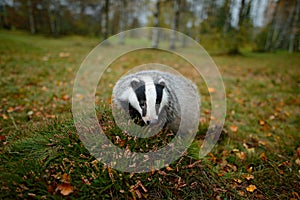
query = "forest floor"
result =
(1, 31, 299, 199)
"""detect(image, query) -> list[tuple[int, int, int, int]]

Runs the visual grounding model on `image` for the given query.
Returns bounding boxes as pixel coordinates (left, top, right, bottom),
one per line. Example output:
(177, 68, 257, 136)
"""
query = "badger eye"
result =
(140, 102, 146, 108)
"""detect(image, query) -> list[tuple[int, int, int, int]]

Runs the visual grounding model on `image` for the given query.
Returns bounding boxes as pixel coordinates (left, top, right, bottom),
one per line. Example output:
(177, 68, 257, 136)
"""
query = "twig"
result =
(8, 113, 19, 131)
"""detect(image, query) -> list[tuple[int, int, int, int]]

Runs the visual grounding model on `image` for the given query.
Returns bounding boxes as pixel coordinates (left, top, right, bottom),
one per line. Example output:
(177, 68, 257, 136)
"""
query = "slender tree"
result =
(27, 0, 35, 34)
(288, 0, 300, 52)
(170, 0, 180, 50)
(152, 0, 160, 48)
(103, 0, 110, 40)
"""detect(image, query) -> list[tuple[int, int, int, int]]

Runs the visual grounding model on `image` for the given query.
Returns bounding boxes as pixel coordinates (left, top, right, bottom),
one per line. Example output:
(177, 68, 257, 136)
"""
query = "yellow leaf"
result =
(246, 184, 257, 192)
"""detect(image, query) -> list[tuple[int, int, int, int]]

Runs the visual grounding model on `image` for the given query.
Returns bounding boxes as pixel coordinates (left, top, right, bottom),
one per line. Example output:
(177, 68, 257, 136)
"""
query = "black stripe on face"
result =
(134, 85, 147, 117)
(155, 84, 164, 104)
(155, 84, 164, 114)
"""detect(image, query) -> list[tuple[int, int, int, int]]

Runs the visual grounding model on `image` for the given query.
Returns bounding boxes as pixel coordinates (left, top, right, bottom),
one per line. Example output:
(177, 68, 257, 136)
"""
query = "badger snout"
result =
(143, 117, 159, 125)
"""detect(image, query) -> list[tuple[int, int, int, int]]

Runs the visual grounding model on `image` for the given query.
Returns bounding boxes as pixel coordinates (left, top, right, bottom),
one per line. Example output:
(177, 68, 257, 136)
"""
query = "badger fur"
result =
(112, 70, 200, 134)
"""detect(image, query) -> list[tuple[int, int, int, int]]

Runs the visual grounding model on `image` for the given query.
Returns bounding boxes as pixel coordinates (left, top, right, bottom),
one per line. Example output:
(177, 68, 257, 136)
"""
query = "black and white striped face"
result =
(127, 76, 168, 125)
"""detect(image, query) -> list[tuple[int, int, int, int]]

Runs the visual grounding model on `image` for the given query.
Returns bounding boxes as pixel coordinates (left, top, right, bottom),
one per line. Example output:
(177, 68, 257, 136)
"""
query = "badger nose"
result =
(146, 120, 150, 125)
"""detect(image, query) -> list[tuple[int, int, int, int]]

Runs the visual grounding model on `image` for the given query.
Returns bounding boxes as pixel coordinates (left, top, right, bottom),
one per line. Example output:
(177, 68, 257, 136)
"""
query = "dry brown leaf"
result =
(243, 174, 254, 180)
(61, 173, 71, 183)
(0, 135, 6, 141)
(165, 166, 174, 171)
(236, 152, 246, 160)
(230, 125, 238, 133)
(62, 94, 70, 101)
(7, 107, 14, 113)
(260, 152, 268, 162)
(246, 184, 257, 192)
(296, 158, 300, 166)
(259, 120, 265, 126)
(234, 179, 242, 184)
(238, 190, 245, 196)
(2, 114, 8, 120)
(56, 183, 73, 196)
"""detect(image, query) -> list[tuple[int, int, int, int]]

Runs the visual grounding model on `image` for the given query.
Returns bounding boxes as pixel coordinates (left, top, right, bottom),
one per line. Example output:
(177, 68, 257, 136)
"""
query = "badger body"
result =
(112, 70, 200, 133)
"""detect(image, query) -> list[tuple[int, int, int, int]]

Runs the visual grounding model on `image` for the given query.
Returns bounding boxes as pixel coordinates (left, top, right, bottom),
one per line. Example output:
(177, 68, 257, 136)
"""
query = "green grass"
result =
(0, 30, 300, 199)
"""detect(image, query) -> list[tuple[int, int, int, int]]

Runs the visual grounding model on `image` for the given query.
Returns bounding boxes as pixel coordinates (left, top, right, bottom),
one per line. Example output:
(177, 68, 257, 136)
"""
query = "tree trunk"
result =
(274, 1, 296, 51)
(46, 2, 55, 36)
(170, 0, 180, 50)
(118, 1, 127, 45)
(103, 0, 110, 40)
(223, 0, 231, 33)
(289, 0, 300, 52)
(152, 0, 160, 48)
(265, 0, 280, 52)
(27, 0, 35, 34)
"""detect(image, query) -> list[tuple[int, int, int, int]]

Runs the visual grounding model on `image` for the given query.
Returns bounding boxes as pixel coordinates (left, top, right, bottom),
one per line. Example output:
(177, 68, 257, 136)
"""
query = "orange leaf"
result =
(246, 184, 257, 192)
(259, 120, 265, 126)
(165, 166, 173, 171)
(62, 94, 70, 101)
(208, 87, 216, 93)
(230, 125, 238, 133)
(61, 173, 71, 183)
(56, 183, 73, 196)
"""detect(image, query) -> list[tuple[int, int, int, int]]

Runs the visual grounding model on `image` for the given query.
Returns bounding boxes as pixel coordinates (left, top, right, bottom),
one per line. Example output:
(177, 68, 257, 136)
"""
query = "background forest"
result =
(1, 0, 300, 54)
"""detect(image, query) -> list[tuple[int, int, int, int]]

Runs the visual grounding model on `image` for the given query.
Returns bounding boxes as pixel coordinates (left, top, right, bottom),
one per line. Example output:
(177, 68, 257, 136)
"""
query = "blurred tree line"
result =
(0, 0, 299, 53)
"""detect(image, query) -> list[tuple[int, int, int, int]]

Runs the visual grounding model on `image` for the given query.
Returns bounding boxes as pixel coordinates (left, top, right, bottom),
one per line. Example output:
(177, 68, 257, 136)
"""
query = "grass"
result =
(0, 30, 300, 199)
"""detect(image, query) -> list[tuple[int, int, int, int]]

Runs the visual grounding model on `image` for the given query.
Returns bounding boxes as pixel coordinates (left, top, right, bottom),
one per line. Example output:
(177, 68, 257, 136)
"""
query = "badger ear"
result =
(130, 78, 140, 89)
(158, 78, 165, 88)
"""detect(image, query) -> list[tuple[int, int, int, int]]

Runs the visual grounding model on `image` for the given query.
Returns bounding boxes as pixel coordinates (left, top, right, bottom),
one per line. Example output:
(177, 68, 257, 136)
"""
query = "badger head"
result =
(119, 76, 169, 126)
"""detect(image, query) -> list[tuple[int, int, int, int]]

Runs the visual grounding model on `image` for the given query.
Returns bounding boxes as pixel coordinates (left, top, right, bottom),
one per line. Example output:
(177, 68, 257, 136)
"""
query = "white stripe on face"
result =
(121, 87, 142, 114)
(142, 76, 158, 123)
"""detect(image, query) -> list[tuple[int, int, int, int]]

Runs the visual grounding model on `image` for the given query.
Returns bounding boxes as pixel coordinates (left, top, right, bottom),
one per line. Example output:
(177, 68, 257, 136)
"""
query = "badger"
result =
(111, 70, 200, 136)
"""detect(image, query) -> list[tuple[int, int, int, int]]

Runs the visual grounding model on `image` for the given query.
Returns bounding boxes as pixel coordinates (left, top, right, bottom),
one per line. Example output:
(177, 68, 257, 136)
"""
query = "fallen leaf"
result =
(259, 120, 265, 126)
(165, 166, 173, 171)
(230, 125, 238, 133)
(59, 52, 70, 58)
(260, 152, 268, 162)
(243, 174, 254, 180)
(56, 183, 73, 196)
(61, 174, 71, 183)
(2, 114, 8, 120)
(234, 179, 242, 184)
(238, 190, 245, 196)
(246, 184, 257, 192)
(236, 152, 246, 160)
(295, 158, 300, 166)
(208, 87, 216, 93)
(62, 94, 70, 101)
(7, 107, 14, 113)
(0, 135, 5, 141)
